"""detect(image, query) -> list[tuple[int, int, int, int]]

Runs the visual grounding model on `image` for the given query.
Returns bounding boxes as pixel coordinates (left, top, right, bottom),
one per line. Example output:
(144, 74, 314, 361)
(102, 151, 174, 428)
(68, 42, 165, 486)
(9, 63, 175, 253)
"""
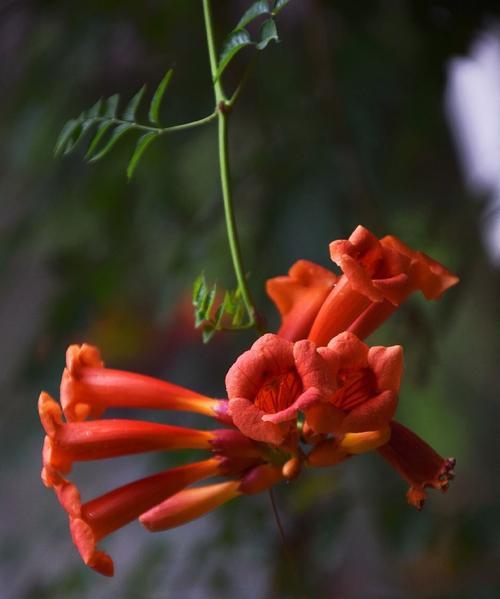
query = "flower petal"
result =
(262, 386, 322, 424)
(380, 236, 459, 300)
(305, 401, 345, 434)
(340, 390, 397, 433)
(225, 334, 294, 400)
(367, 345, 404, 392)
(328, 331, 369, 369)
(293, 339, 337, 396)
(228, 397, 286, 445)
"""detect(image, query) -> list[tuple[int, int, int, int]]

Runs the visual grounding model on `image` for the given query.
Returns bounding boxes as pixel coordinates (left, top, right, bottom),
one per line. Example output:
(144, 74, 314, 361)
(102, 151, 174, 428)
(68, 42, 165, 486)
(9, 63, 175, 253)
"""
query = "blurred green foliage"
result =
(2, 1, 500, 598)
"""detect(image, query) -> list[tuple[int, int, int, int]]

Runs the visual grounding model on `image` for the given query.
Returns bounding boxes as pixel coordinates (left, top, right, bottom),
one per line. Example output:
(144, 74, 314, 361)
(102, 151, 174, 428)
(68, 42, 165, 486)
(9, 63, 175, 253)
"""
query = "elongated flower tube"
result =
(39, 392, 262, 482)
(305, 331, 403, 436)
(61, 343, 230, 423)
(226, 333, 336, 446)
(377, 421, 456, 510)
(141, 463, 283, 532)
(266, 260, 337, 341)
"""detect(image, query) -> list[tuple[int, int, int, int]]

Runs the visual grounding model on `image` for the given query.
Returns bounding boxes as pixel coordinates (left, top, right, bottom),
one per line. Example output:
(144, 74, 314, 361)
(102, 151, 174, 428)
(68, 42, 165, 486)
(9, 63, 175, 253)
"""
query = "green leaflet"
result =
(236, 1, 270, 29)
(149, 69, 174, 126)
(126, 132, 157, 180)
(54, 119, 80, 156)
(104, 94, 120, 118)
(88, 123, 134, 163)
(256, 19, 279, 50)
(215, 29, 252, 81)
(123, 85, 146, 121)
(85, 121, 114, 160)
(272, 0, 291, 15)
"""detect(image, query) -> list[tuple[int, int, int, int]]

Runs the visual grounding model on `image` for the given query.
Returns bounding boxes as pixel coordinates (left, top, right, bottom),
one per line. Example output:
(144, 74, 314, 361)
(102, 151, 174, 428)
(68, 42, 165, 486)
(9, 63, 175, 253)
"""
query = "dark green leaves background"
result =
(1, 1, 500, 598)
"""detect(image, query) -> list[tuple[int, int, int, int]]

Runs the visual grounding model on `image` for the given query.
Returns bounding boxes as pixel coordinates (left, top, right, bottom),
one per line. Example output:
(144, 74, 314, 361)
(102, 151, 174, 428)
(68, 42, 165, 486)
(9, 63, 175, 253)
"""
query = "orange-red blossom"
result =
(39, 225, 459, 577)
(225, 331, 454, 510)
(267, 225, 459, 344)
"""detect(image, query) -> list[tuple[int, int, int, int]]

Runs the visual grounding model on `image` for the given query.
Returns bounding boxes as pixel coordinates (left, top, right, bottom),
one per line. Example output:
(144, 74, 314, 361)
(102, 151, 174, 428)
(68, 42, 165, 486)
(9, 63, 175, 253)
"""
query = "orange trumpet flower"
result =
(266, 226, 459, 344)
(305, 331, 403, 436)
(226, 333, 336, 445)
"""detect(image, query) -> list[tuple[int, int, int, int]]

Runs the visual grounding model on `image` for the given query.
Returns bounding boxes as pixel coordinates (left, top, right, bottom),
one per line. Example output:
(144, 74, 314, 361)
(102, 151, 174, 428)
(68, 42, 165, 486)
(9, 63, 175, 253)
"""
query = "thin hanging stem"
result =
(202, 0, 261, 330)
(269, 488, 288, 548)
(269, 489, 305, 598)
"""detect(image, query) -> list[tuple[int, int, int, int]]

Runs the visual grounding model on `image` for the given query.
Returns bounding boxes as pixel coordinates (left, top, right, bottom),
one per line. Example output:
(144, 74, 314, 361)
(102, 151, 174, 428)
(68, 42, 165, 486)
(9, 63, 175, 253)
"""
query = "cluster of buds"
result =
(39, 225, 459, 576)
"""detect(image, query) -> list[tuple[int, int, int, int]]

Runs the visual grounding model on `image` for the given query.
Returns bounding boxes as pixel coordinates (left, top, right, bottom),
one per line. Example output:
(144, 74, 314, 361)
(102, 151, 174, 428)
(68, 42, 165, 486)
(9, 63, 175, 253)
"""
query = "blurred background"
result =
(1, 1, 500, 597)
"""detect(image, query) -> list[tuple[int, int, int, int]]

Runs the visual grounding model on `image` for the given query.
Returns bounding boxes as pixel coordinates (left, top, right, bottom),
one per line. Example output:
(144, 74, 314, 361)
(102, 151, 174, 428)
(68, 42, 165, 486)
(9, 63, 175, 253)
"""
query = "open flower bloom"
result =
(266, 226, 459, 344)
(305, 331, 403, 436)
(266, 260, 337, 341)
(61, 343, 231, 424)
(226, 333, 336, 446)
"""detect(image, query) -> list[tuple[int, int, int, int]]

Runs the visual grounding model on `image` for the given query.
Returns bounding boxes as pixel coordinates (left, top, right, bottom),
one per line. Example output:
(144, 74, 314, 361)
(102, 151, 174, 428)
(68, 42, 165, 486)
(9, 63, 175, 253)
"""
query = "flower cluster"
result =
(39, 225, 459, 575)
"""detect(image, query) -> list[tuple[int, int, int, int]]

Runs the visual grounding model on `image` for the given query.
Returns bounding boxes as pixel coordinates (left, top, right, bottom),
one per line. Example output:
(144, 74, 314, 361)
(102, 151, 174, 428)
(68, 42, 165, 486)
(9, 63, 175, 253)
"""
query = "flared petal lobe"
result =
(377, 421, 456, 509)
(266, 260, 337, 342)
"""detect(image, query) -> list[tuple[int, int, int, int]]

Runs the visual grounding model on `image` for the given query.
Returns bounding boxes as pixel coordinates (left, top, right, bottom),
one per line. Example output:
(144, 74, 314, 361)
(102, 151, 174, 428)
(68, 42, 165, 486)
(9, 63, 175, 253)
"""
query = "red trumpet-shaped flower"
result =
(266, 226, 459, 344)
(226, 333, 336, 446)
(305, 331, 403, 436)
(61, 343, 230, 424)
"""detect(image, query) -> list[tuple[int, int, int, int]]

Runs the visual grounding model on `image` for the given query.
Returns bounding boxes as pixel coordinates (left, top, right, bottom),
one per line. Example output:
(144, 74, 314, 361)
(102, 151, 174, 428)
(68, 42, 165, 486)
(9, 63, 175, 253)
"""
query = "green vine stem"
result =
(202, 0, 262, 332)
(91, 111, 217, 136)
